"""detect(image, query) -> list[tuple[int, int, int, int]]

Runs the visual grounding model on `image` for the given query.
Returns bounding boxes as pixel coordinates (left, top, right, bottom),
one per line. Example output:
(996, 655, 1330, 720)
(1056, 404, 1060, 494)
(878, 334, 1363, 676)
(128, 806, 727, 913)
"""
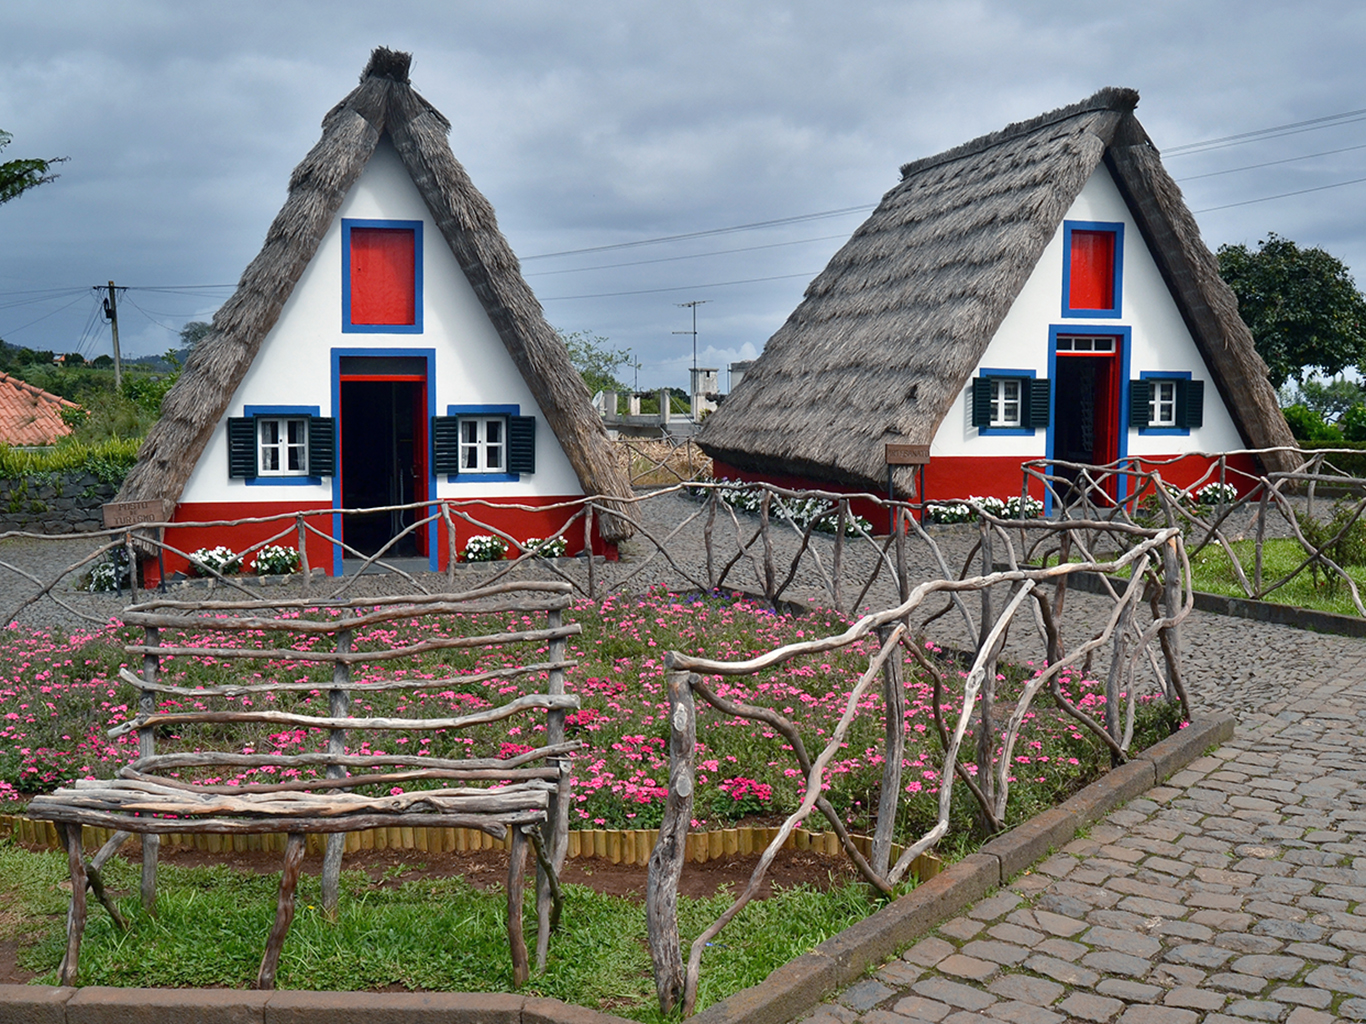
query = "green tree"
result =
(0, 130, 66, 205)
(557, 329, 630, 395)
(1293, 377, 1365, 423)
(1218, 233, 1366, 388)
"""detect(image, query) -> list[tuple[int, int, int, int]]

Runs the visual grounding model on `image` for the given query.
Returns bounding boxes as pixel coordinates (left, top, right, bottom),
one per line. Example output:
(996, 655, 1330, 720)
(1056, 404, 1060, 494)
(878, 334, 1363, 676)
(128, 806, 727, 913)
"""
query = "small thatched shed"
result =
(698, 87, 1296, 505)
(117, 48, 631, 575)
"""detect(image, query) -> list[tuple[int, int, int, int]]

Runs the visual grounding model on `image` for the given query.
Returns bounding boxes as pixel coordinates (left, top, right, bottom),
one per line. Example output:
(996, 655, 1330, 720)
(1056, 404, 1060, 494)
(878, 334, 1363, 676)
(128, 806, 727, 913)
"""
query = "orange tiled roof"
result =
(0, 372, 80, 446)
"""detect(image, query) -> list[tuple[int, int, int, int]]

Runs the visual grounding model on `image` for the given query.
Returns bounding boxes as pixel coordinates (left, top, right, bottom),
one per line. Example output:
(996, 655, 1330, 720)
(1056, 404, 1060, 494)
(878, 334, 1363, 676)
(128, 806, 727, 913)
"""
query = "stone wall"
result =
(0, 471, 119, 534)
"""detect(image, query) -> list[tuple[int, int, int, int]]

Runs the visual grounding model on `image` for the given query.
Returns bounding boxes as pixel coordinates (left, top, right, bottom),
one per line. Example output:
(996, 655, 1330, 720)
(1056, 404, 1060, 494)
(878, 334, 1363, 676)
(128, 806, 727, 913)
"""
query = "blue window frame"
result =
(973, 368, 1038, 436)
(1061, 220, 1124, 319)
(341, 218, 424, 334)
(440, 405, 521, 483)
(1135, 370, 1199, 436)
(242, 405, 323, 486)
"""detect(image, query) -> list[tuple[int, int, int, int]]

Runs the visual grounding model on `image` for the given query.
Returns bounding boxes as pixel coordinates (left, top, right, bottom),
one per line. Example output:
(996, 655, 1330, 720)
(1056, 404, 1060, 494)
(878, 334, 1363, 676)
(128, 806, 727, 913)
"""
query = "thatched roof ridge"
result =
(698, 87, 1296, 491)
(118, 47, 632, 539)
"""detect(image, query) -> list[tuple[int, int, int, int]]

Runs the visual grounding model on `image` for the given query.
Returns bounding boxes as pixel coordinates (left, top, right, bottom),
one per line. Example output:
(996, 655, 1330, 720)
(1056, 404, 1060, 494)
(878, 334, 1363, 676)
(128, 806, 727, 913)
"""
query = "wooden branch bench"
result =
(27, 581, 580, 989)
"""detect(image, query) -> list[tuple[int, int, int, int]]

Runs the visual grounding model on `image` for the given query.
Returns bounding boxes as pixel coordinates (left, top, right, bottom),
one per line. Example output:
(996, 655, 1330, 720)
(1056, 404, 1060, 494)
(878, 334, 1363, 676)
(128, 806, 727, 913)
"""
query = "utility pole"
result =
(673, 300, 709, 377)
(98, 281, 125, 390)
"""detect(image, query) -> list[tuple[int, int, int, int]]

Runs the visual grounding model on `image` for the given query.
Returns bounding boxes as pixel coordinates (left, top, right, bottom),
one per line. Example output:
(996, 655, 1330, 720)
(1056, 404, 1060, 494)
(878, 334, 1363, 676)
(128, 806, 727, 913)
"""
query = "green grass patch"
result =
(3, 838, 879, 1019)
(1188, 537, 1366, 616)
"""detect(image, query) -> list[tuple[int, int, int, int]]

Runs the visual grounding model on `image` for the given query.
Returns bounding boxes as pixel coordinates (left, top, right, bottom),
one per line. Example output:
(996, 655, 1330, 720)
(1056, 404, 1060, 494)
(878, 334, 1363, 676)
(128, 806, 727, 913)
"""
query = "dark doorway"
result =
(340, 377, 428, 557)
(1053, 345, 1119, 502)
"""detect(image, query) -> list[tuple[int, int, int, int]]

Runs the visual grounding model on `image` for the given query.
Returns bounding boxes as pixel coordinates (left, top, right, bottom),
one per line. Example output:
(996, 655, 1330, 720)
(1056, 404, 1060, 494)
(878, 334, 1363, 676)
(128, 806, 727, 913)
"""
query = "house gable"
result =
(180, 140, 583, 505)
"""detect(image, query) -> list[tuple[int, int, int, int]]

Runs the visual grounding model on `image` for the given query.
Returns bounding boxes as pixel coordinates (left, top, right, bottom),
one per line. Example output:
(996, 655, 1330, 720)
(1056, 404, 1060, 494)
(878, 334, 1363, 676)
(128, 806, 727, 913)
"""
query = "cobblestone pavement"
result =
(802, 643, 1366, 1024)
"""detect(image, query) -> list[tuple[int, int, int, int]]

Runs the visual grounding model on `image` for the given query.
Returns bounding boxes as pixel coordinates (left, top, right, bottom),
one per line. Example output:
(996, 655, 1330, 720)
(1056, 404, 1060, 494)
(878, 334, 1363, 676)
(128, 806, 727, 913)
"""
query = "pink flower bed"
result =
(0, 590, 1173, 839)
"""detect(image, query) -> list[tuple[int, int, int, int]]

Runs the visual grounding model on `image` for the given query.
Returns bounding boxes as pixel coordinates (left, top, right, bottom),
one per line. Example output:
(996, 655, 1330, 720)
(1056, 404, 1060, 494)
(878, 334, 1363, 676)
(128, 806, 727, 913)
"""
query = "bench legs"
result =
(256, 832, 307, 990)
(508, 827, 530, 987)
(57, 824, 88, 986)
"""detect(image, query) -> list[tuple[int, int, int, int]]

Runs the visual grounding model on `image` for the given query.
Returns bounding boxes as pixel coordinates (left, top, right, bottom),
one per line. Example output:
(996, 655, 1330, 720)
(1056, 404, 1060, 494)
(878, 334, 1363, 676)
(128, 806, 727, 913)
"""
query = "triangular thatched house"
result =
(117, 48, 630, 577)
(698, 88, 1296, 510)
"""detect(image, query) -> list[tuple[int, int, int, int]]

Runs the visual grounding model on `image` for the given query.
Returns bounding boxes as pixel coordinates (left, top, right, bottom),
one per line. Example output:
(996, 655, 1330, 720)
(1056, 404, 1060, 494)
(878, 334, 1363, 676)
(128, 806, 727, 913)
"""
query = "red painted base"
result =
(143, 497, 615, 584)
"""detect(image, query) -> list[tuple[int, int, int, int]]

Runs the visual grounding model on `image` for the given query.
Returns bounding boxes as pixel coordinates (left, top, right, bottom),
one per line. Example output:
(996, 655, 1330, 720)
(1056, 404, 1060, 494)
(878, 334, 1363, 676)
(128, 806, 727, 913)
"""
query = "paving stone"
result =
(1223, 999, 1288, 1021)
(1282, 1008, 1334, 1024)
(1057, 992, 1125, 1021)
(1035, 893, 1091, 918)
(1283, 941, 1344, 962)
(988, 923, 1043, 947)
(1083, 926, 1162, 958)
(1113, 1005, 1198, 1024)
(969, 892, 1024, 921)
(1304, 963, 1366, 997)
(1094, 979, 1164, 1002)
(1088, 910, 1153, 932)
(1244, 900, 1309, 922)
(891, 995, 952, 1021)
(982, 999, 1064, 1024)
(940, 917, 986, 941)
(1082, 950, 1154, 978)
(942, 1013, 995, 1024)
(1034, 855, 1078, 879)
(1023, 953, 1100, 988)
(905, 936, 957, 967)
(1214, 932, 1284, 954)
(1164, 944, 1237, 968)
(1035, 938, 1088, 962)
(1190, 910, 1254, 932)
(1150, 963, 1205, 987)
(1206, 972, 1270, 994)
(839, 979, 896, 1012)
(1268, 986, 1332, 1009)
(1330, 929, 1366, 953)
(1004, 909, 1040, 931)
(1153, 920, 1214, 943)
(1344, 998, 1366, 1022)
(986, 975, 1065, 1008)
(1163, 987, 1226, 1010)
(860, 1010, 921, 1024)
(912, 978, 998, 1012)
(877, 960, 927, 987)
(960, 940, 1030, 967)
(1119, 896, 1189, 918)
(1253, 920, 1324, 942)
(938, 954, 999, 983)
(798, 1008, 860, 1024)
(1230, 954, 1305, 979)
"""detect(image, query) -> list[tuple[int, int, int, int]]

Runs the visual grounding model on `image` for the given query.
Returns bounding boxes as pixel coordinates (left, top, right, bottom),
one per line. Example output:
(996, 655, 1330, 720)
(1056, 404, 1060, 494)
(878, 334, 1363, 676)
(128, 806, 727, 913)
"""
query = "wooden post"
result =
(872, 625, 905, 877)
(536, 604, 570, 970)
(508, 827, 530, 987)
(646, 669, 696, 1015)
(256, 833, 306, 990)
(443, 503, 458, 587)
(759, 491, 776, 603)
(321, 612, 352, 919)
(1254, 484, 1269, 596)
(705, 491, 717, 591)
(833, 499, 847, 613)
(584, 504, 596, 602)
(139, 627, 160, 913)
(58, 823, 88, 986)
(296, 514, 310, 597)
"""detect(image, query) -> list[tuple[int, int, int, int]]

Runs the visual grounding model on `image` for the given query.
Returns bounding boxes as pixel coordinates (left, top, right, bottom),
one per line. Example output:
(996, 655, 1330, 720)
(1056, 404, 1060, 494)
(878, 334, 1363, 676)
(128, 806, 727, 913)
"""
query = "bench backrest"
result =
(112, 581, 580, 815)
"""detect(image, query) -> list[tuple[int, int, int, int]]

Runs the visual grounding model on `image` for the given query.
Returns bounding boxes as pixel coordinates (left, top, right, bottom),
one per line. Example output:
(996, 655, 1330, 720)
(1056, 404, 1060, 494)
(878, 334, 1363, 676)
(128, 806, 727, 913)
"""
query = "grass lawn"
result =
(1188, 537, 1366, 616)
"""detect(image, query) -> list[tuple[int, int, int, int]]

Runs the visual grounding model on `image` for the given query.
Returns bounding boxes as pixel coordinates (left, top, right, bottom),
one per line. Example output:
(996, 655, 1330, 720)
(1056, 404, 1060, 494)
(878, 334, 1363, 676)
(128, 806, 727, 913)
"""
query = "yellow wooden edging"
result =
(1, 814, 942, 882)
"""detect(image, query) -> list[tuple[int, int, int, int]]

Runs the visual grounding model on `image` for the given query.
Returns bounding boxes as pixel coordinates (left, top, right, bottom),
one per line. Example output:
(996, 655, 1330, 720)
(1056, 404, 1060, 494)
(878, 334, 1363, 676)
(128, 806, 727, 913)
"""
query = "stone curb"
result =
(0, 713, 1236, 1024)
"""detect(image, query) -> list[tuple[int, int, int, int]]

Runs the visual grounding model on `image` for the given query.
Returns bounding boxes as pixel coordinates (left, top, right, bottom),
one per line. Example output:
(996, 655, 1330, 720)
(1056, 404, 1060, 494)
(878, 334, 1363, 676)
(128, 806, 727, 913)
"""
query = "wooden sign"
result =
(885, 443, 930, 466)
(102, 499, 174, 529)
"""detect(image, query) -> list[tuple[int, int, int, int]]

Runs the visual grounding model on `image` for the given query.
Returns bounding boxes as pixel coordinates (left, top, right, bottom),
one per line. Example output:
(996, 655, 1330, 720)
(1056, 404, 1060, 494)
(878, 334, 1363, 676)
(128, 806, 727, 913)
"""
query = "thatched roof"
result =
(117, 47, 632, 540)
(698, 87, 1298, 493)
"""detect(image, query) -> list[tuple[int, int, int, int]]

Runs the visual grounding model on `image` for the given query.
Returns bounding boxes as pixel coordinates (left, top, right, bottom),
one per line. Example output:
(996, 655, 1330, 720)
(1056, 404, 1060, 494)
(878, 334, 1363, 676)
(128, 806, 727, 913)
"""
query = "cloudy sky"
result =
(3, 1, 1366, 390)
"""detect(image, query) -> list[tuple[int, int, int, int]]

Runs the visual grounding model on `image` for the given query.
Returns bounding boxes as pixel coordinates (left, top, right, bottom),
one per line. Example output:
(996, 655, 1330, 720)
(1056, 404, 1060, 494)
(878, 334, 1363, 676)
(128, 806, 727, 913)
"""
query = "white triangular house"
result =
(698, 88, 1296, 515)
(117, 49, 630, 577)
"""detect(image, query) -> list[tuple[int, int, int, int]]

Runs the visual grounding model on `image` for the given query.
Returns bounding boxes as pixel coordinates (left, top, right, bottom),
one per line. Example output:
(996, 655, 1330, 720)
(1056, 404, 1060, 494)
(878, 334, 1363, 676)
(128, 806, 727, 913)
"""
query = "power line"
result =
(1194, 173, 1366, 213)
(1176, 142, 1366, 181)
(522, 205, 873, 261)
(0, 292, 90, 338)
(523, 233, 850, 277)
(1165, 108, 1366, 157)
(540, 270, 816, 302)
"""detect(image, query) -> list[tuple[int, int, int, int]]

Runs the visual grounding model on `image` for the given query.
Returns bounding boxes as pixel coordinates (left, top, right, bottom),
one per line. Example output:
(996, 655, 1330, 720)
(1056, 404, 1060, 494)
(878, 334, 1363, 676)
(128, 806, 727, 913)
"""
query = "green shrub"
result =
(0, 437, 140, 485)
(1283, 404, 1342, 443)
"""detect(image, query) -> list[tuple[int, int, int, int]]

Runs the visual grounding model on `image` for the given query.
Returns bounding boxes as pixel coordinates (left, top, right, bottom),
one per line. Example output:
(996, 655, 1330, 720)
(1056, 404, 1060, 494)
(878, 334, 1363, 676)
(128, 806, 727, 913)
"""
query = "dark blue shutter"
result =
(1130, 380, 1151, 429)
(1178, 379, 1204, 430)
(970, 378, 992, 427)
(308, 418, 335, 476)
(431, 416, 460, 476)
(1025, 378, 1050, 429)
(227, 417, 257, 479)
(508, 416, 536, 474)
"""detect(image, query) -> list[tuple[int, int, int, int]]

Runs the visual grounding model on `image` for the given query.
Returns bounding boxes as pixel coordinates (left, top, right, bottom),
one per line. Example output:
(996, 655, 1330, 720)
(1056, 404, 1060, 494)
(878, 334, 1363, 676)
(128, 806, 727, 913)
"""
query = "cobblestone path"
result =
(804, 642, 1366, 1024)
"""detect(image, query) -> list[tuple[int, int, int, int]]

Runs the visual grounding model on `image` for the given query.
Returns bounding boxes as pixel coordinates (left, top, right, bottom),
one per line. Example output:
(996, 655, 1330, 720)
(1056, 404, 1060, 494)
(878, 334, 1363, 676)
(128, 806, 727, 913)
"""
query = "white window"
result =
(1149, 380, 1178, 427)
(460, 417, 505, 472)
(1056, 336, 1114, 352)
(258, 418, 308, 475)
(991, 378, 1022, 427)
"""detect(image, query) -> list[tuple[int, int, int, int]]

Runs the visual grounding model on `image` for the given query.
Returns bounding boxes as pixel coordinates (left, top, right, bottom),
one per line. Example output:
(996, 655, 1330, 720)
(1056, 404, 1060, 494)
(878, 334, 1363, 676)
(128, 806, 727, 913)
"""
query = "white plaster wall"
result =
(180, 139, 584, 504)
(930, 166, 1244, 459)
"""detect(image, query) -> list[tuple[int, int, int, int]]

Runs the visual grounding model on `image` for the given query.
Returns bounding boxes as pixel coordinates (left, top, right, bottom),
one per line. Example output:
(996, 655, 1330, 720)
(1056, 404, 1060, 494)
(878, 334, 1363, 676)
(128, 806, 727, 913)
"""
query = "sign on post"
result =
(884, 443, 930, 466)
(102, 499, 174, 530)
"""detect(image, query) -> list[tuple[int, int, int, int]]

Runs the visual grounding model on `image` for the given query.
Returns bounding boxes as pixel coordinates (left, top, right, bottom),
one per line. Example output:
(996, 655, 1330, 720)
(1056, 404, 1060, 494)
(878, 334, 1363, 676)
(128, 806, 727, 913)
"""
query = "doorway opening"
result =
(339, 359, 428, 558)
(1052, 335, 1121, 503)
